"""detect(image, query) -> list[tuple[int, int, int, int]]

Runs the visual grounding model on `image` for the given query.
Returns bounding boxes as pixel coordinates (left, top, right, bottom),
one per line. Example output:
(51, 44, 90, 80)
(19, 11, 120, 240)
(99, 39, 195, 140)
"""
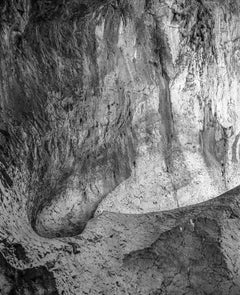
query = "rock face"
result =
(1, 0, 240, 294)
(0, 252, 58, 295)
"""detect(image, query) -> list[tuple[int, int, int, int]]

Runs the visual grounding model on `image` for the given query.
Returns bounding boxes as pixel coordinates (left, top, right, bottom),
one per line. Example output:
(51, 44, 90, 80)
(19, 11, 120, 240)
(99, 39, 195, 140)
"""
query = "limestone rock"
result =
(1, 0, 240, 294)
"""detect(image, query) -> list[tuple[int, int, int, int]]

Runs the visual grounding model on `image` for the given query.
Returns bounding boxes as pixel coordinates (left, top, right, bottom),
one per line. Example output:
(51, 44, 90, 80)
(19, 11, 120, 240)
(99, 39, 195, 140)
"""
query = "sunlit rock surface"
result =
(1, 0, 240, 294)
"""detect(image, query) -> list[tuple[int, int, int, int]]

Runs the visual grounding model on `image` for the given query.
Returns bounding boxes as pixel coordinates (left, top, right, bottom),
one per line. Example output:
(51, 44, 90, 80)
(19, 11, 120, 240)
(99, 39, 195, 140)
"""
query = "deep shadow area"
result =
(0, 252, 58, 295)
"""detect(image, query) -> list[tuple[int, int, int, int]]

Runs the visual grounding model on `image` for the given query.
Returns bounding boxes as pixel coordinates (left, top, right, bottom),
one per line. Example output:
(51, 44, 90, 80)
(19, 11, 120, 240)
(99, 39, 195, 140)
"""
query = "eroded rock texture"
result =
(1, 0, 240, 294)
(0, 252, 58, 295)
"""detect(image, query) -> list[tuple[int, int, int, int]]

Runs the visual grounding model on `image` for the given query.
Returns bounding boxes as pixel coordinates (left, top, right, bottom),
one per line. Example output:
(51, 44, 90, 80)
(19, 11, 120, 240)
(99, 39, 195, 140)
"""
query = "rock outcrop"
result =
(1, 0, 240, 294)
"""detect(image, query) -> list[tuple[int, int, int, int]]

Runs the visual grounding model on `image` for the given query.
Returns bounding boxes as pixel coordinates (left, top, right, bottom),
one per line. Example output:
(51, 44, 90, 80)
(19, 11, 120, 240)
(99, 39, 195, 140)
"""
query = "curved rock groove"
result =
(33, 183, 119, 238)
(31, 136, 135, 238)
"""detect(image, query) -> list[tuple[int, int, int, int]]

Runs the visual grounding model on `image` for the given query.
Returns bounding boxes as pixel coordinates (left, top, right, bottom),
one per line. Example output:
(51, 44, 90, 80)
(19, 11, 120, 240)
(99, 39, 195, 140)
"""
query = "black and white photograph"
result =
(0, 0, 240, 294)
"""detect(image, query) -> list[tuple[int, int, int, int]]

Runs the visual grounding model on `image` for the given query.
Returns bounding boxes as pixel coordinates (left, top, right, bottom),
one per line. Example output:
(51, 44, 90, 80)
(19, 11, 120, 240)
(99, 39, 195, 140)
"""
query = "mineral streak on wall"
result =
(1, 0, 240, 294)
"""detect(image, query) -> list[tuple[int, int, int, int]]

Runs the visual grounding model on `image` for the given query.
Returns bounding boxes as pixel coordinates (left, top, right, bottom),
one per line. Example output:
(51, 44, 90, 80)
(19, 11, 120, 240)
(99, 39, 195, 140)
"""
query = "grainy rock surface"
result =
(0, 252, 58, 295)
(1, 0, 240, 294)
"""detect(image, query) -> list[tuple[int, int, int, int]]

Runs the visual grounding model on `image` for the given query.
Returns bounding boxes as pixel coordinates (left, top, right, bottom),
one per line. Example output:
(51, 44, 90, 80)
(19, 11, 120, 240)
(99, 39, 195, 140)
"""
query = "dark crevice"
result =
(0, 252, 58, 295)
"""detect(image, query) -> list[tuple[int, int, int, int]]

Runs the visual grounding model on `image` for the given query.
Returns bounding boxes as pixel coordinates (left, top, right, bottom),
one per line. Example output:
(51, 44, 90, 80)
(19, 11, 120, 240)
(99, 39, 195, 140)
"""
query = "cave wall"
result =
(1, 0, 240, 294)
(98, 0, 240, 212)
(2, 0, 240, 237)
